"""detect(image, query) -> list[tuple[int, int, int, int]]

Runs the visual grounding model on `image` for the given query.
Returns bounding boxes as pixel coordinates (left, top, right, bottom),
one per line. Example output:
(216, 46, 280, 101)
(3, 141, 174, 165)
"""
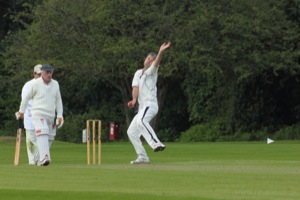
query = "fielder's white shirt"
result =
(21, 79, 35, 130)
(132, 63, 159, 108)
(19, 77, 63, 119)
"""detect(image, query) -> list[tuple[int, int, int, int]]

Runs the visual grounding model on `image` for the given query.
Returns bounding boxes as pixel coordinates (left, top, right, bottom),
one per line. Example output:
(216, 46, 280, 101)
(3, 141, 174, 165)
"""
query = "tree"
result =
(2, 0, 182, 135)
(0, 0, 43, 133)
(180, 0, 300, 133)
(2, 0, 299, 141)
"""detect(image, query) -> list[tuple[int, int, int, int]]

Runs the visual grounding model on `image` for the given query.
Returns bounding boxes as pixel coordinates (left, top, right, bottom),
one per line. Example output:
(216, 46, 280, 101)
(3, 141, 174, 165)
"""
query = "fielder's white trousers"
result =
(127, 103, 162, 160)
(25, 129, 38, 164)
(32, 117, 56, 162)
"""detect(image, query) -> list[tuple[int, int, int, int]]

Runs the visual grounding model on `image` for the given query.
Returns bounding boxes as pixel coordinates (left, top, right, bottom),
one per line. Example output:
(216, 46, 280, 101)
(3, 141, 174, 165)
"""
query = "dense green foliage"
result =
(0, 0, 299, 142)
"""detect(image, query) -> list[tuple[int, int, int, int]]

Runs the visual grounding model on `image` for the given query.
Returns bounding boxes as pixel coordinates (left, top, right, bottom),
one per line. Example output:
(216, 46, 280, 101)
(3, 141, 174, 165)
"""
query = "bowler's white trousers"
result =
(127, 102, 162, 160)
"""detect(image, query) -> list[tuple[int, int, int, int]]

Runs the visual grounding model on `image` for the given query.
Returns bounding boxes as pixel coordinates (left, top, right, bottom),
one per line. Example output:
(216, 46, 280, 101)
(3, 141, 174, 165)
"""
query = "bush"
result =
(179, 121, 271, 142)
(56, 114, 87, 143)
(273, 124, 300, 140)
(232, 129, 267, 141)
(0, 119, 19, 136)
(157, 128, 179, 142)
(56, 113, 110, 143)
(180, 123, 220, 142)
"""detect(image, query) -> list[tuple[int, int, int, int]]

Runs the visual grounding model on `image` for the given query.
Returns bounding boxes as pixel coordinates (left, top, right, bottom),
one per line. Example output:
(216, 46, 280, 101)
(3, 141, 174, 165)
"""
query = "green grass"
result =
(0, 137, 300, 200)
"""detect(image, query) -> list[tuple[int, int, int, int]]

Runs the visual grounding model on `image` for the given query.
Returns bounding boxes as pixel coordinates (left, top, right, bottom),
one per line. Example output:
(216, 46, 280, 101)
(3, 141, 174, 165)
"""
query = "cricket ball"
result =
(128, 102, 133, 108)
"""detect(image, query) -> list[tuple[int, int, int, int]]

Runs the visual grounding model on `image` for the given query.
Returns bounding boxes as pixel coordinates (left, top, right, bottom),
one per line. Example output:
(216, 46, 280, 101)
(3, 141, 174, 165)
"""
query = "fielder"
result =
(21, 64, 42, 165)
(17, 64, 64, 166)
(127, 41, 171, 164)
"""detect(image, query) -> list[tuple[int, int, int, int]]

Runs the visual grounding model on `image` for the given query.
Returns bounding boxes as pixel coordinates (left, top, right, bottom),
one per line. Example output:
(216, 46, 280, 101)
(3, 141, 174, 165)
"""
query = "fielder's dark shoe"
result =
(37, 155, 50, 166)
(41, 160, 50, 166)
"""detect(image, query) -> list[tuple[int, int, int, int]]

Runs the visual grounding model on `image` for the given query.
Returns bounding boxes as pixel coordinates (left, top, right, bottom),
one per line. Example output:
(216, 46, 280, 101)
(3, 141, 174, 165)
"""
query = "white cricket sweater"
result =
(19, 77, 63, 119)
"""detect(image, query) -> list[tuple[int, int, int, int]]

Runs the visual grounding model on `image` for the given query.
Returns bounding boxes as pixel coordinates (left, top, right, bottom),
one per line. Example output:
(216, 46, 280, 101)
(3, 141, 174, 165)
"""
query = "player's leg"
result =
(29, 130, 39, 164)
(127, 115, 149, 163)
(48, 120, 56, 149)
(25, 129, 37, 165)
(137, 105, 165, 152)
(33, 117, 51, 166)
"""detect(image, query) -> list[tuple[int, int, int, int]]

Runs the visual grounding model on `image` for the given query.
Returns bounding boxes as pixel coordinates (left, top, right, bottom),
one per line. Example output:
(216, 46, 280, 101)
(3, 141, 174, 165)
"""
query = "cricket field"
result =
(0, 137, 299, 200)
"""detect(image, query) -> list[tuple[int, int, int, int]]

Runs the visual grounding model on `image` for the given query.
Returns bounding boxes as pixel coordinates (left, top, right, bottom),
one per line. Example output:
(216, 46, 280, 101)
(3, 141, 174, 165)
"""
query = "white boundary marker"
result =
(267, 138, 274, 144)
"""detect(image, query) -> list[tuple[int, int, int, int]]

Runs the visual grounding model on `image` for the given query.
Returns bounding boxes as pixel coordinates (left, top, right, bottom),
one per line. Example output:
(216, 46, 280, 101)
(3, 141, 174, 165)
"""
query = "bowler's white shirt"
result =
(132, 63, 159, 109)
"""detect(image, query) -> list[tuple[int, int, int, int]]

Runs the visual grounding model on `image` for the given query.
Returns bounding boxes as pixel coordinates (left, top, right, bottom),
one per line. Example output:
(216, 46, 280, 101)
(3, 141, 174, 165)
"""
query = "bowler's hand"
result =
(56, 117, 64, 129)
(159, 41, 171, 52)
(15, 112, 24, 120)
